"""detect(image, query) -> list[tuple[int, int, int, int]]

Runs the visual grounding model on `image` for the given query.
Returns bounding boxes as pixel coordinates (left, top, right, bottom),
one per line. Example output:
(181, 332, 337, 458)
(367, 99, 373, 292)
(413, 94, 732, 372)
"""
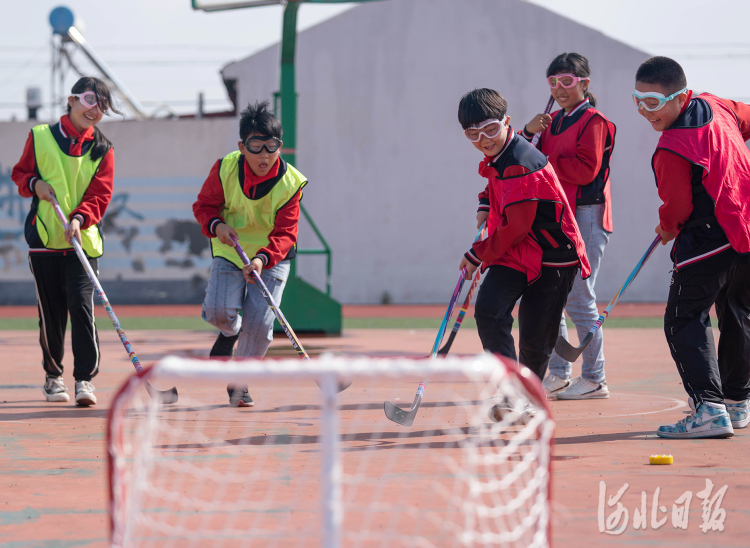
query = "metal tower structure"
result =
(49, 6, 148, 120)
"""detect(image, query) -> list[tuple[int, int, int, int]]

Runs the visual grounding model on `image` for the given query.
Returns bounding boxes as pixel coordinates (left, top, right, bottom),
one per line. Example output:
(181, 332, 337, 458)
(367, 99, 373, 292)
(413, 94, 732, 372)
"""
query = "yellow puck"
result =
(649, 454, 673, 465)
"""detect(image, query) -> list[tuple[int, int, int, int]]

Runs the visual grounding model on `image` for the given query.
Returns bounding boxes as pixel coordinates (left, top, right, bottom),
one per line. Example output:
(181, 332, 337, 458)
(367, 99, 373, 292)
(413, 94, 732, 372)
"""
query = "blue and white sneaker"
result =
(657, 399, 733, 439)
(725, 399, 750, 429)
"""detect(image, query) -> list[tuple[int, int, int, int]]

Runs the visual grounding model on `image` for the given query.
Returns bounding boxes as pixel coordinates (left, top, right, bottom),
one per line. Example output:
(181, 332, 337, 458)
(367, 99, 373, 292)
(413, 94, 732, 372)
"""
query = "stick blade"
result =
(384, 401, 417, 426)
(554, 332, 592, 362)
(146, 382, 179, 405)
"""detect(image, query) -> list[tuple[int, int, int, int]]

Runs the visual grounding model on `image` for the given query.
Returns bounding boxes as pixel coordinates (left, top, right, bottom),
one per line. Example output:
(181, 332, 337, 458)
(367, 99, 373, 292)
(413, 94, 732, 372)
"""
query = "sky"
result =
(2, 0, 750, 121)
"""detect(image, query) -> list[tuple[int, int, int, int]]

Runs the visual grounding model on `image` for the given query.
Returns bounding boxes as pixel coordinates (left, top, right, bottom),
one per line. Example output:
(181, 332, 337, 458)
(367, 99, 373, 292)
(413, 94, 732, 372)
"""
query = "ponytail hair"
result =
(67, 77, 123, 161)
(546, 52, 597, 107)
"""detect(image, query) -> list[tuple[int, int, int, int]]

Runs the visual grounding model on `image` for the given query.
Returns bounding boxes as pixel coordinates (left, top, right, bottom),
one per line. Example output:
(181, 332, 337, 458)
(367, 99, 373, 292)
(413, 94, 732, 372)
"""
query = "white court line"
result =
(554, 392, 686, 421)
(0, 421, 37, 424)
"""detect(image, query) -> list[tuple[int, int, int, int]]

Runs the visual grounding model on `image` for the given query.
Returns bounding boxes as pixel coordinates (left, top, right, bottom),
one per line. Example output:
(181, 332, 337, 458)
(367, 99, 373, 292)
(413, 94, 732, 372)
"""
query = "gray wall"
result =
(0, 118, 236, 304)
(223, 0, 671, 304)
(0, 0, 675, 304)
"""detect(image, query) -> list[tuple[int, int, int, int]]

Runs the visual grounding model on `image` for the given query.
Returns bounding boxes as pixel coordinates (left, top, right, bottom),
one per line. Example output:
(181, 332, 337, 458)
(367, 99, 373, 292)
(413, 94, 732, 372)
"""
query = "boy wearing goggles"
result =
(520, 52, 616, 402)
(634, 56, 750, 439)
(457, 88, 590, 409)
(193, 101, 307, 407)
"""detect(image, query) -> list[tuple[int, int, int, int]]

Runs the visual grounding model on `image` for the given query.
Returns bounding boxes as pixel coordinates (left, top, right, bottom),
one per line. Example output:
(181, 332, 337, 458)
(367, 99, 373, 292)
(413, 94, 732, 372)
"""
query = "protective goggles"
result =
(243, 136, 282, 154)
(632, 88, 688, 112)
(71, 91, 104, 111)
(464, 117, 506, 142)
(547, 74, 590, 89)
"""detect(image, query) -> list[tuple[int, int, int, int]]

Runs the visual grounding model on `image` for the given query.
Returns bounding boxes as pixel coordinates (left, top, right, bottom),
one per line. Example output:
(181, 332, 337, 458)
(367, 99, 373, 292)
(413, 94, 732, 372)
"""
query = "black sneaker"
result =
(227, 385, 253, 407)
(210, 332, 239, 358)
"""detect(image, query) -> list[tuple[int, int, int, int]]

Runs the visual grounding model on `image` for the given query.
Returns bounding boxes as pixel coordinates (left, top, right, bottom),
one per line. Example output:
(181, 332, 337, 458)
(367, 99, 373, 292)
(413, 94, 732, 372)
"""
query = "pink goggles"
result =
(464, 117, 506, 142)
(71, 91, 103, 111)
(547, 74, 590, 89)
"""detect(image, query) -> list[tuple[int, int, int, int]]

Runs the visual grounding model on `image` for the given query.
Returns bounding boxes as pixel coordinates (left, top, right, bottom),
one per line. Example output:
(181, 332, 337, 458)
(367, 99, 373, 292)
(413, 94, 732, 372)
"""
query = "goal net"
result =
(108, 354, 554, 547)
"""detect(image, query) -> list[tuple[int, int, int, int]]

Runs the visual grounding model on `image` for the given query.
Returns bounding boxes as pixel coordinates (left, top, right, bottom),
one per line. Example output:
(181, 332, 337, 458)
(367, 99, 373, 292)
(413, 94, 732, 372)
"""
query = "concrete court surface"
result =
(1, 326, 748, 547)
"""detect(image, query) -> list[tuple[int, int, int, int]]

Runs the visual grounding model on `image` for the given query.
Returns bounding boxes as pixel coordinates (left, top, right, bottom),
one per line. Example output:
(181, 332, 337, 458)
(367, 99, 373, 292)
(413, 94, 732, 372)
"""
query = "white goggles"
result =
(464, 117, 507, 142)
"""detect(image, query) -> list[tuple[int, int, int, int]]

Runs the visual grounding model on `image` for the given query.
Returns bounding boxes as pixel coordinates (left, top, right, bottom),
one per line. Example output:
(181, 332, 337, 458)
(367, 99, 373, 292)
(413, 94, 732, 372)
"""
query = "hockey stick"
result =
(437, 225, 486, 355)
(50, 195, 178, 404)
(555, 235, 662, 362)
(384, 225, 484, 426)
(229, 235, 352, 392)
(531, 95, 555, 147)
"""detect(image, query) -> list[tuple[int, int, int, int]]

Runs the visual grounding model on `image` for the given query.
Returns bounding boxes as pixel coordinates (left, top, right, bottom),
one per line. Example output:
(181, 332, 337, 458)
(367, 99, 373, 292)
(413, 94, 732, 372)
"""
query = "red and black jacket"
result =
(520, 99, 616, 232)
(653, 93, 750, 270)
(467, 131, 590, 283)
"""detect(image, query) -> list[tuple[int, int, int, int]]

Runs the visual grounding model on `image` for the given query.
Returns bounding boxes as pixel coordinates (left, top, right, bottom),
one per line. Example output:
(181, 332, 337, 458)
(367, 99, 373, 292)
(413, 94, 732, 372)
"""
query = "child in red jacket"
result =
(457, 88, 590, 418)
(12, 76, 118, 406)
(634, 56, 750, 439)
(520, 53, 616, 401)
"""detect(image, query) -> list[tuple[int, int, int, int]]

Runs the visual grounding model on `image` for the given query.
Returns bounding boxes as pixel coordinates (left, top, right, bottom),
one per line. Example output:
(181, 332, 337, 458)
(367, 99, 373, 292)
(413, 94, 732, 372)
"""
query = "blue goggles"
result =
(632, 88, 688, 112)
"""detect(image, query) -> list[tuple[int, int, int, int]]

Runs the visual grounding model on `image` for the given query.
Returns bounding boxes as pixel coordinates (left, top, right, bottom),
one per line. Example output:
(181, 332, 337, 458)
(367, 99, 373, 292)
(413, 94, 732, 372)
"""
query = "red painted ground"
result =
(1, 326, 748, 546)
(0, 302, 669, 318)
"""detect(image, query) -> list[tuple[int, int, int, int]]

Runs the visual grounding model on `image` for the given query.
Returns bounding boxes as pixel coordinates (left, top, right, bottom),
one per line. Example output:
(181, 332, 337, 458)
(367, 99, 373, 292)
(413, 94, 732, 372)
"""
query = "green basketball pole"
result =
(192, 0, 384, 333)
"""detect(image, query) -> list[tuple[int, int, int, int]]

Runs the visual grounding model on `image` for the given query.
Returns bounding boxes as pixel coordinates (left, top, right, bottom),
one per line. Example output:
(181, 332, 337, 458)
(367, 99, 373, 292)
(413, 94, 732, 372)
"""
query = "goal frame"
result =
(107, 355, 553, 547)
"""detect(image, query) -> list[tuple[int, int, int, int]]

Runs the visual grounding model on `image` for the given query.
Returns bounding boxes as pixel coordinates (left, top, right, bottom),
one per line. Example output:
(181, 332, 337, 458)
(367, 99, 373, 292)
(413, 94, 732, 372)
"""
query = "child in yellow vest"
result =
(193, 101, 307, 407)
(12, 77, 120, 406)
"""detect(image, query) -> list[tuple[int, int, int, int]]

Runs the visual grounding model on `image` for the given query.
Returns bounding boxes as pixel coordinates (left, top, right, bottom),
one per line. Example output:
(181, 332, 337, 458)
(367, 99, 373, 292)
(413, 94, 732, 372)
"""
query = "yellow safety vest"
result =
(31, 124, 105, 257)
(211, 152, 307, 269)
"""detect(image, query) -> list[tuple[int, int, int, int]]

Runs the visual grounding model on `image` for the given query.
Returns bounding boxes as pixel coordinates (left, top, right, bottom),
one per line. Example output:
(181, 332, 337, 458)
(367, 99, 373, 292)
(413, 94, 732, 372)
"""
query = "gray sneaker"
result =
(43, 375, 70, 402)
(75, 381, 97, 407)
(542, 373, 571, 399)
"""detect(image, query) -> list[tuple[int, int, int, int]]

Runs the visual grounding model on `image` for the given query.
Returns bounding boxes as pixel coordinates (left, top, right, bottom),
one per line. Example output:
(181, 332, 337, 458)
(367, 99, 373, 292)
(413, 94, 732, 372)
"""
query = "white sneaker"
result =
(488, 398, 536, 423)
(43, 375, 70, 402)
(75, 381, 97, 407)
(556, 376, 609, 400)
(542, 374, 571, 399)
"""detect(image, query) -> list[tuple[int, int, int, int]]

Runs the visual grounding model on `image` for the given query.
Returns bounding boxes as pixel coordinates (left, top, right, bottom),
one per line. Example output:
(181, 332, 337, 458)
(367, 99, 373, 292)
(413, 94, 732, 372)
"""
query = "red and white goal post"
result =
(107, 354, 554, 547)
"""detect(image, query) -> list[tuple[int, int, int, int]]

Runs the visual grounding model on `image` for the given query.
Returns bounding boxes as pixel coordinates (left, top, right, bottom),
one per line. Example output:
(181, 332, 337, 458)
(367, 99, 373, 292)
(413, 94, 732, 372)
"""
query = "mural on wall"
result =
(0, 166, 212, 285)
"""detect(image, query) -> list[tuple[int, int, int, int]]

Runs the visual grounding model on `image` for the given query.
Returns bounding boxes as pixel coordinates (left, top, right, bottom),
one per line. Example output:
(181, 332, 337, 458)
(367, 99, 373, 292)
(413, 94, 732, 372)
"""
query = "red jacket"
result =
(12, 115, 114, 231)
(520, 99, 616, 232)
(654, 92, 750, 269)
(193, 156, 300, 268)
(467, 132, 590, 283)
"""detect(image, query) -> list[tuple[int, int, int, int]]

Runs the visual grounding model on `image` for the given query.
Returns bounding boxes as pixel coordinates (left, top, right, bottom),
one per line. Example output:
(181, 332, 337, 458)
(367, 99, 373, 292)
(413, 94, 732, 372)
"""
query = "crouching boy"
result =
(193, 101, 306, 407)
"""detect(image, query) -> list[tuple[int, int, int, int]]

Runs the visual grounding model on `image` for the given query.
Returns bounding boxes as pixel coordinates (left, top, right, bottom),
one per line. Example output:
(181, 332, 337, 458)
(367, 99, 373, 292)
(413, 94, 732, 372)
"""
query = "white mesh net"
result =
(108, 355, 553, 548)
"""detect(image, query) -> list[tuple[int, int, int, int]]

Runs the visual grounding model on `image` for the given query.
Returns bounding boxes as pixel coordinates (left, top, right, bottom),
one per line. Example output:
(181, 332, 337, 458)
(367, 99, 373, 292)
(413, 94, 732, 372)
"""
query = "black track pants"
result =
(474, 265, 577, 380)
(664, 252, 750, 406)
(28, 253, 100, 381)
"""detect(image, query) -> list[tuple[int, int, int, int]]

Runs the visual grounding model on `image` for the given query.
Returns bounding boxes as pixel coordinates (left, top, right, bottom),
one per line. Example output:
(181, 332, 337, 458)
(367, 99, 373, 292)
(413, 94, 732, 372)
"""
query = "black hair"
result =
(66, 77, 121, 161)
(239, 101, 282, 141)
(457, 88, 508, 129)
(635, 56, 687, 94)
(546, 52, 597, 107)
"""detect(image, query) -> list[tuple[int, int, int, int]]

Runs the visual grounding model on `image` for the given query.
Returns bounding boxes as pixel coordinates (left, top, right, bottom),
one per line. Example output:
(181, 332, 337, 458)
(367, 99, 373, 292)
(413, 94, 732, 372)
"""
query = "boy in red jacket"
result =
(193, 101, 306, 407)
(457, 88, 590, 418)
(634, 56, 750, 439)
